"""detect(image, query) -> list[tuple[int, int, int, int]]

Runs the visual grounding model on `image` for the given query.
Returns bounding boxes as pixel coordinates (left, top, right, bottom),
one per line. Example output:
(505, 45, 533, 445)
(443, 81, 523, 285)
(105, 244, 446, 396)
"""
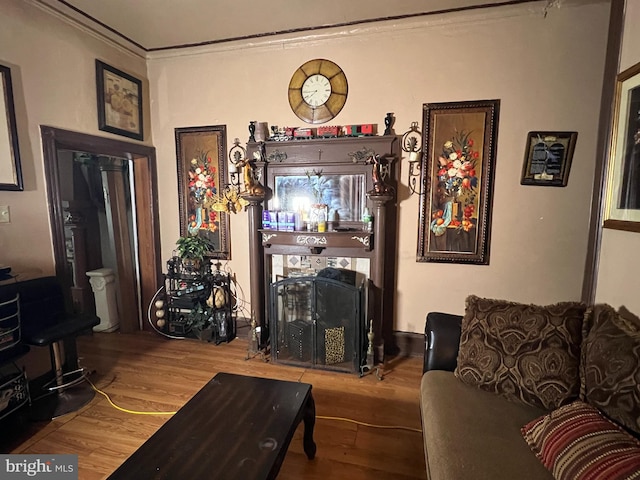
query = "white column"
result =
(87, 268, 120, 332)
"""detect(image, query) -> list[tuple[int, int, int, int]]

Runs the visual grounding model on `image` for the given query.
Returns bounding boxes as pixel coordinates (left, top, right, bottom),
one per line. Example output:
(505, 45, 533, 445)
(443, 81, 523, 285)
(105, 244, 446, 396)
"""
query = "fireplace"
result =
(269, 275, 366, 374)
(244, 134, 399, 365)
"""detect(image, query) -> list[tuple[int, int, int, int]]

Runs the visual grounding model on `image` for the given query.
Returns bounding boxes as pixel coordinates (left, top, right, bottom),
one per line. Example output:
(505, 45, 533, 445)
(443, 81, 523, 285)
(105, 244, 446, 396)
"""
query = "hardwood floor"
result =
(4, 328, 426, 479)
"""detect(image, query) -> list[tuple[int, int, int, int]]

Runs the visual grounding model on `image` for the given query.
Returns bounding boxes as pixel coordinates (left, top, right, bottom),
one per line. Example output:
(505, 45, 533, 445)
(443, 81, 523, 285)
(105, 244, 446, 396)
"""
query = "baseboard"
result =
(390, 331, 424, 358)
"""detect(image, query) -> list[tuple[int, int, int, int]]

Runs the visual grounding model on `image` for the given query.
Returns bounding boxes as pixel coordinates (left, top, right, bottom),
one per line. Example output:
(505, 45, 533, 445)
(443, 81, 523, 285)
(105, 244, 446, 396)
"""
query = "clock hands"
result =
(301, 73, 332, 107)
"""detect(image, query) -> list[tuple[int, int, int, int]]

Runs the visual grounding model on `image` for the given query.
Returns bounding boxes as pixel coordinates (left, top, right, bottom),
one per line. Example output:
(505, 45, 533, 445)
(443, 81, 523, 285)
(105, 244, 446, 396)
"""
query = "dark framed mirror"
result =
(0, 64, 23, 191)
(272, 172, 366, 222)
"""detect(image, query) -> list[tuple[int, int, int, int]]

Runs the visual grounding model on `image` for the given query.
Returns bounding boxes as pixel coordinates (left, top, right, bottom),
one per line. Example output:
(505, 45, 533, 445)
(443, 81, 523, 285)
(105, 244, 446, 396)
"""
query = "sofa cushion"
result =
(522, 400, 640, 480)
(454, 295, 586, 410)
(421, 370, 552, 480)
(580, 304, 640, 437)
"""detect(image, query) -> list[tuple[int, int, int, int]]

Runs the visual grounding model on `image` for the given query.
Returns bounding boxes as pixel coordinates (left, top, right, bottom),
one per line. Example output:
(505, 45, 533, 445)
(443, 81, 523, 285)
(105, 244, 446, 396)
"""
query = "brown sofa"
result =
(420, 296, 640, 480)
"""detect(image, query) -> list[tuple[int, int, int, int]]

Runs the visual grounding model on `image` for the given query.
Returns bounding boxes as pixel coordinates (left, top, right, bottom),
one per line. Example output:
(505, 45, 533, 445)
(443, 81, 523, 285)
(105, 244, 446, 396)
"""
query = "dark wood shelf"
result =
(259, 229, 372, 253)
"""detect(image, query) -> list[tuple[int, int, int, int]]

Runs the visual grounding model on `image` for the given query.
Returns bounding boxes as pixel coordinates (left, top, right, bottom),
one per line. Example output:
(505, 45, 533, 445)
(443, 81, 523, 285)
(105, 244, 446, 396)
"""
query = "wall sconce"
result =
(402, 121, 423, 196)
(228, 137, 246, 191)
(203, 138, 249, 215)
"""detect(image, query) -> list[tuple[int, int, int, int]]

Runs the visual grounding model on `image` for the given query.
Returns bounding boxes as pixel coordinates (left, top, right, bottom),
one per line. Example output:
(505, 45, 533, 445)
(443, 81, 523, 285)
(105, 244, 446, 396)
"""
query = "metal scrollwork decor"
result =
(295, 235, 328, 246)
(267, 150, 287, 163)
(351, 236, 370, 247)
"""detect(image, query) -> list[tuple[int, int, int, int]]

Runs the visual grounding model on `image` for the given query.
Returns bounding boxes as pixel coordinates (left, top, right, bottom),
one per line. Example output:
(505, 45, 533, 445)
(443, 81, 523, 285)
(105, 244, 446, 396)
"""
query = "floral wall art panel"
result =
(175, 125, 230, 259)
(417, 100, 500, 264)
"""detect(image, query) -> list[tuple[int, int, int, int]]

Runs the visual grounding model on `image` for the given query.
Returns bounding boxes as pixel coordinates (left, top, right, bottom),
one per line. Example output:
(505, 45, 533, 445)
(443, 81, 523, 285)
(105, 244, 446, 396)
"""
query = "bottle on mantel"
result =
(317, 208, 327, 233)
(362, 208, 373, 232)
(327, 209, 337, 231)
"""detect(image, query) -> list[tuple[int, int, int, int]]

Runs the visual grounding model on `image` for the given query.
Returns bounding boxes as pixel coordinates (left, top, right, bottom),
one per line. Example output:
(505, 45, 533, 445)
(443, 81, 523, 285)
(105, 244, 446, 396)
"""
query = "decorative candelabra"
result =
(402, 121, 424, 196)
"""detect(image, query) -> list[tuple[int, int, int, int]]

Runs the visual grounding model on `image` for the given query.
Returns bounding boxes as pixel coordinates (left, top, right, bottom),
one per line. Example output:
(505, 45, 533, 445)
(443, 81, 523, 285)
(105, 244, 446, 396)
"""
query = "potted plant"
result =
(175, 234, 214, 273)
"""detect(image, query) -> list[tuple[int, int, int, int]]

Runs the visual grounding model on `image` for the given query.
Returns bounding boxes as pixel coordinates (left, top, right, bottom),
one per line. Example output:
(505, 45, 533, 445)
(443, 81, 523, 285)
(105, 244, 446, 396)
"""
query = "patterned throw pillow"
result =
(522, 401, 640, 480)
(454, 295, 586, 410)
(580, 304, 640, 437)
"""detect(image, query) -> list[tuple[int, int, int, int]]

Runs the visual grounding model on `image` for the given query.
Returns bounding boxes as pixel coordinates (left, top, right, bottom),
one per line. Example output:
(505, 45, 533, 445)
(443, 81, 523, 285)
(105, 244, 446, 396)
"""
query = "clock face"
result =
(288, 59, 348, 124)
(302, 74, 331, 107)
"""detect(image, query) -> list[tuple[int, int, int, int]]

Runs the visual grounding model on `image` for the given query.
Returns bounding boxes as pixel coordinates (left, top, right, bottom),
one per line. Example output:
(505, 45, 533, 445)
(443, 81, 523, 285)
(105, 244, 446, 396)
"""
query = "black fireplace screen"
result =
(269, 276, 366, 373)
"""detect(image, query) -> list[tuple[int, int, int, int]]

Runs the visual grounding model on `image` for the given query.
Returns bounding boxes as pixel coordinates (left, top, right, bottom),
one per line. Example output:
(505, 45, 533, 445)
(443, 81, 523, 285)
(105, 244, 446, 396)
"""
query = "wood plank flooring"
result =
(3, 328, 426, 479)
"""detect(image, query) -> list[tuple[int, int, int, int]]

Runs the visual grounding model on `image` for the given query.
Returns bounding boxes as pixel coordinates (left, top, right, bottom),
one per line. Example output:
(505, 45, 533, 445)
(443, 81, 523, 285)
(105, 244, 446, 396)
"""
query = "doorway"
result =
(41, 126, 161, 332)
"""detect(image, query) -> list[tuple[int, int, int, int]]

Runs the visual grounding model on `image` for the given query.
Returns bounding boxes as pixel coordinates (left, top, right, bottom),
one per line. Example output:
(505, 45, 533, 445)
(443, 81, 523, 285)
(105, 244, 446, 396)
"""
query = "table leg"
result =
(303, 391, 317, 460)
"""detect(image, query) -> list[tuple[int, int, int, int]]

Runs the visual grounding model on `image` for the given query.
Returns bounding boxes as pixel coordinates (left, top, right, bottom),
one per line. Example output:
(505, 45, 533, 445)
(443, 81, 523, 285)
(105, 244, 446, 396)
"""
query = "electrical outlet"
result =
(0, 205, 10, 223)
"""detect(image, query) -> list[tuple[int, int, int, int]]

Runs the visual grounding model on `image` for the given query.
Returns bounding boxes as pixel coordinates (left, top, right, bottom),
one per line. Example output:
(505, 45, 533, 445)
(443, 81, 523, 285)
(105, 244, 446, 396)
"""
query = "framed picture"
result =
(0, 64, 23, 191)
(417, 99, 500, 264)
(604, 61, 640, 233)
(96, 60, 143, 140)
(520, 131, 578, 186)
(175, 125, 230, 259)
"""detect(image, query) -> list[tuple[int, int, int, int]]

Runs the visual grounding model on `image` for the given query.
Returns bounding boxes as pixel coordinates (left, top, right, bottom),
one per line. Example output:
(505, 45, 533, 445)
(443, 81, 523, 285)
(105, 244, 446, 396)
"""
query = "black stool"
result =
(25, 314, 99, 419)
(14, 277, 100, 420)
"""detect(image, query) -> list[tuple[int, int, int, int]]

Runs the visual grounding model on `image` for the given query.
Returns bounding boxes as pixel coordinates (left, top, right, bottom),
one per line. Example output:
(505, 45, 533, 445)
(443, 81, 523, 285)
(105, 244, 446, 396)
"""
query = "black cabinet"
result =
(0, 294, 30, 421)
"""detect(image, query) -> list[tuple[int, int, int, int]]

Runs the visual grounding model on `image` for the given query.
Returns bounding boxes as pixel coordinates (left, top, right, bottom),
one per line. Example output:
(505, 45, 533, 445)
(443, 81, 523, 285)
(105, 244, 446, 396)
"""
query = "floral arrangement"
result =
(189, 149, 217, 203)
(431, 130, 479, 234)
(188, 149, 218, 234)
(437, 130, 479, 198)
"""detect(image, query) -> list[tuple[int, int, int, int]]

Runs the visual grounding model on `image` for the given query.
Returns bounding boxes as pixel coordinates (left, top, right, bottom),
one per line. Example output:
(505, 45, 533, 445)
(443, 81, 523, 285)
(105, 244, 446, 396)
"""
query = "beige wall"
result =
(0, 0, 148, 277)
(148, 2, 609, 333)
(595, 0, 640, 314)
(0, 0, 614, 335)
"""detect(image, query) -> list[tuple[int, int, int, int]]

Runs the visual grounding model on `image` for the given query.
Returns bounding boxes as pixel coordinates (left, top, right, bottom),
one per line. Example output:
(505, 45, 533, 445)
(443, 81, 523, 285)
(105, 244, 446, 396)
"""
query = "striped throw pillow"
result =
(521, 401, 640, 480)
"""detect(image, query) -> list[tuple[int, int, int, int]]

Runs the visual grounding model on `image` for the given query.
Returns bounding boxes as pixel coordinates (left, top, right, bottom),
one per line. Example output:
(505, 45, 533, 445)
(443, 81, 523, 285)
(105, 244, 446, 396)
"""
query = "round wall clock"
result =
(288, 59, 348, 124)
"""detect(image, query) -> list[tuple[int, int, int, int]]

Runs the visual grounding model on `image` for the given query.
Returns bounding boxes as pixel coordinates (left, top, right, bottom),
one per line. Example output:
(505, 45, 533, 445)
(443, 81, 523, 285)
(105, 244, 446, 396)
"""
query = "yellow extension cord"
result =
(87, 378, 422, 433)
(88, 378, 177, 416)
(316, 415, 422, 433)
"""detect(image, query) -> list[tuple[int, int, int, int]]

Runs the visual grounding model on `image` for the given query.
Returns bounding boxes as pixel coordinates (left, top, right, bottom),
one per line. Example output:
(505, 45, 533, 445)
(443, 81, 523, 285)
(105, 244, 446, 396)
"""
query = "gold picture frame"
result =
(604, 61, 640, 233)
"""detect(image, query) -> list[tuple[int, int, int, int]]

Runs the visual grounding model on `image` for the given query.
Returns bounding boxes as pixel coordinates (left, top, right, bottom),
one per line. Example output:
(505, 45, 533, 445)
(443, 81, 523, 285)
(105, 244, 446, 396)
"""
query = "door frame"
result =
(41, 126, 162, 332)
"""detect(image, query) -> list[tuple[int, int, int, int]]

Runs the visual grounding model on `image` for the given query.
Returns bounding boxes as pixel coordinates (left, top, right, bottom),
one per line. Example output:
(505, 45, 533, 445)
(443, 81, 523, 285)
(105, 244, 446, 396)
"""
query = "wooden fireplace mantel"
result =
(244, 133, 400, 365)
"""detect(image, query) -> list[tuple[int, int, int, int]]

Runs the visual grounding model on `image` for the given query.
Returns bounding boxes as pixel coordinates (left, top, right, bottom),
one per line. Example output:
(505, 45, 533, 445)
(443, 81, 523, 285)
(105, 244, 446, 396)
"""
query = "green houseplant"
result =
(175, 234, 214, 271)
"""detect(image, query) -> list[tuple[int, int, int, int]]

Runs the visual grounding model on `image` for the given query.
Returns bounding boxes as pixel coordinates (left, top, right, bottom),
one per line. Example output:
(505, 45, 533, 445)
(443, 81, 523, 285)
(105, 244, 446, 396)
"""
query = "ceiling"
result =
(32, 0, 563, 52)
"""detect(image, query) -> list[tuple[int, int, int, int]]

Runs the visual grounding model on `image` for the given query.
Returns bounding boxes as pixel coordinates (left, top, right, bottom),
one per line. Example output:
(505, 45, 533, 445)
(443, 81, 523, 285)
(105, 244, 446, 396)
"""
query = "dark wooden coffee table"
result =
(107, 372, 316, 480)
